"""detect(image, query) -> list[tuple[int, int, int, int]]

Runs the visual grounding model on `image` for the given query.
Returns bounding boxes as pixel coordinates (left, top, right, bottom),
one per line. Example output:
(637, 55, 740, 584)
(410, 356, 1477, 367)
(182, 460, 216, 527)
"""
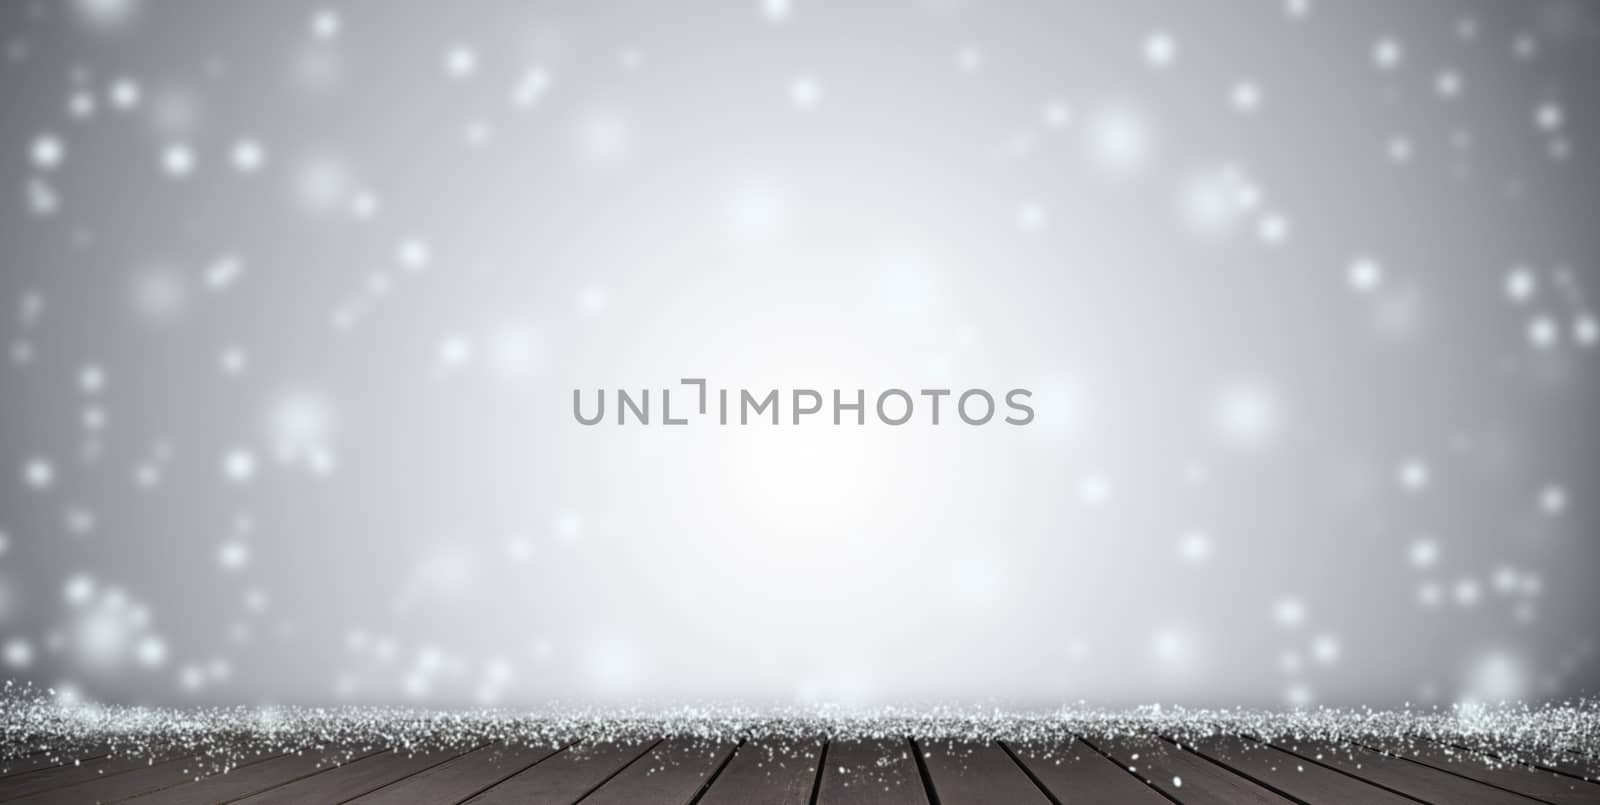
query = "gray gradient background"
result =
(0, 0, 1597, 710)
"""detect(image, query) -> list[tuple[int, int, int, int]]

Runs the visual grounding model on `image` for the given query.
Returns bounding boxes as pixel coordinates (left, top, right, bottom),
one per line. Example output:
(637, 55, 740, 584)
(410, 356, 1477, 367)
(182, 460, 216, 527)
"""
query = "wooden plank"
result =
(1091, 736, 1293, 805)
(1003, 739, 1169, 805)
(694, 739, 821, 805)
(8, 750, 280, 805)
(1184, 736, 1417, 804)
(1268, 738, 1540, 805)
(1, 748, 110, 780)
(465, 740, 658, 804)
(1526, 754, 1600, 786)
(1456, 742, 1600, 786)
(814, 738, 927, 805)
(1361, 741, 1600, 805)
(121, 747, 382, 804)
(232, 745, 476, 805)
(0, 750, 186, 802)
(348, 742, 565, 804)
(917, 739, 1050, 804)
(582, 737, 737, 805)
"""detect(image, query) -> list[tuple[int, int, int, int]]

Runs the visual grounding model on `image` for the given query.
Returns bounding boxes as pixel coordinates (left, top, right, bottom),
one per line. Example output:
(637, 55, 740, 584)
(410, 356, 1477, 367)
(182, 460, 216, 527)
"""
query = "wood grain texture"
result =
(814, 738, 928, 805)
(465, 740, 658, 805)
(7, 751, 279, 805)
(0, 750, 186, 802)
(1269, 739, 1541, 805)
(694, 739, 820, 805)
(122, 747, 384, 805)
(581, 737, 737, 805)
(230, 746, 476, 805)
(918, 739, 1051, 804)
(1461, 744, 1600, 787)
(1091, 736, 1293, 805)
(1004, 739, 1170, 805)
(9, 734, 1582, 804)
(1184, 736, 1417, 804)
(347, 742, 565, 804)
(1362, 741, 1600, 805)
(1, 748, 110, 780)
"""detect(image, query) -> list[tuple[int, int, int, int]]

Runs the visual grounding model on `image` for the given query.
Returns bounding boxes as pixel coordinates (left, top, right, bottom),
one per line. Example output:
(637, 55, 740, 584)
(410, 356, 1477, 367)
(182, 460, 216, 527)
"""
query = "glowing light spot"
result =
(790, 76, 821, 109)
(1143, 32, 1176, 68)
(1539, 485, 1566, 515)
(1178, 532, 1212, 564)
(310, 8, 340, 39)
(1083, 106, 1151, 174)
(1397, 458, 1430, 492)
(1230, 81, 1262, 113)
(444, 45, 479, 78)
(1372, 37, 1403, 70)
(1527, 316, 1559, 349)
(1535, 102, 1563, 132)
(1214, 382, 1281, 447)
(1347, 256, 1383, 292)
(1274, 598, 1306, 628)
(1505, 267, 1537, 302)
(22, 457, 55, 490)
(30, 134, 65, 170)
(231, 139, 265, 173)
(162, 143, 195, 177)
(1409, 539, 1440, 568)
(221, 447, 257, 483)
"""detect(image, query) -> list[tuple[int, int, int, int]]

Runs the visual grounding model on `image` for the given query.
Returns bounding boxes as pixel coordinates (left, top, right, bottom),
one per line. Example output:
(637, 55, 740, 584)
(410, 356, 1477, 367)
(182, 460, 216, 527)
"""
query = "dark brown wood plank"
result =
(0, 748, 110, 780)
(348, 742, 565, 804)
(1004, 739, 1169, 805)
(695, 739, 820, 805)
(1362, 741, 1600, 805)
(8, 750, 280, 805)
(917, 739, 1050, 804)
(1268, 739, 1541, 805)
(0, 750, 186, 802)
(465, 740, 658, 804)
(1091, 736, 1293, 805)
(231, 745, 476, 805)
(581, 737, 737, 805)
(1457, 742, 1600, 786)
(814, 738, 927, 805)
(1527, 754, 1600, 785)
(122, 747, 382, 804)
(1185, 736, 1417, 804)
(1544, 751, 1600, 783)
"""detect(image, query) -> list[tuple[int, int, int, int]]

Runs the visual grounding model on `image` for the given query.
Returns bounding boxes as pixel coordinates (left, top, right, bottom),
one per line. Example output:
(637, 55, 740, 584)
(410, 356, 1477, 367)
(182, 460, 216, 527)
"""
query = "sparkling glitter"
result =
(0, 686, 1594, 767)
